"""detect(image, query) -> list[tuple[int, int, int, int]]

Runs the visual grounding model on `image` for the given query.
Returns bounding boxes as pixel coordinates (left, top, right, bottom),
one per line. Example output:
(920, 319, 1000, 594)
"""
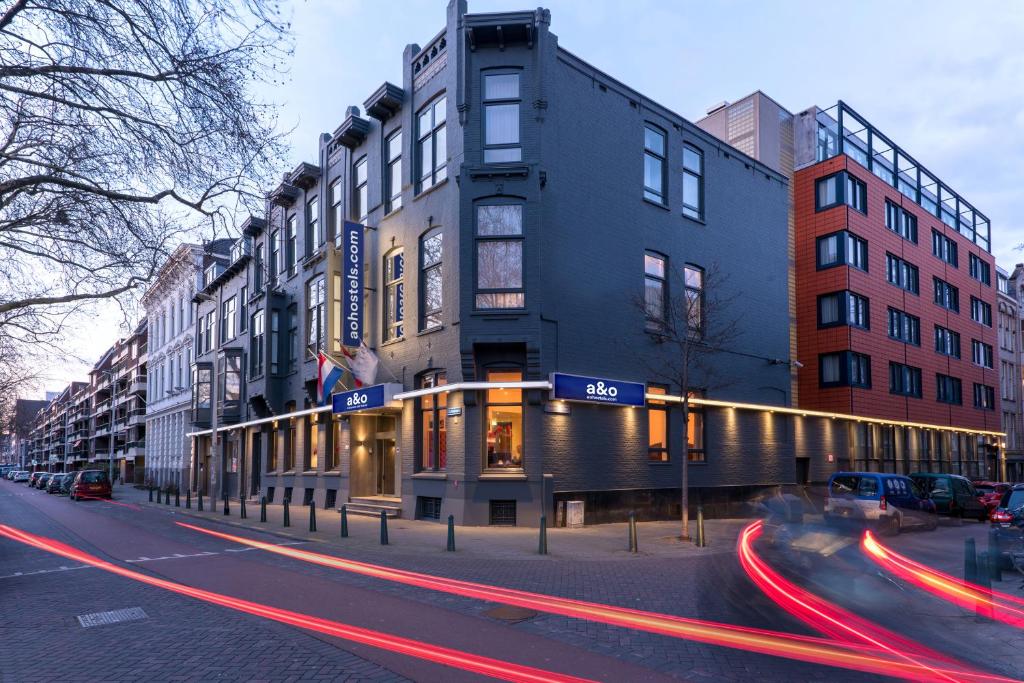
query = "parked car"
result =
(59, 473, 75, 495)
(12, 471, 30, 482)
(973, 481, 1011, 515)
(36, 472, 53, 490)
(70, 470, 112, 501)
(910, 473, 988, 520)
(46, 473, 67, 494)
(989, 484, 1024, 569)
(824, 472, 937, 535)
(27, 471, 43, 487)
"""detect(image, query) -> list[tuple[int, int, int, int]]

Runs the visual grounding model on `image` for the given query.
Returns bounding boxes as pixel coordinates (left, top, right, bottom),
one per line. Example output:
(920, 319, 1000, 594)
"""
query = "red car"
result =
(70, 470, 112, 501)
(973, 481, 1011, 517)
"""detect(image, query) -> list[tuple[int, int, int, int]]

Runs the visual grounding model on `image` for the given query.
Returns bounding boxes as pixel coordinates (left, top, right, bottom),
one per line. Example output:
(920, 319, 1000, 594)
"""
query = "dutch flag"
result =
(317, 352, 344, 406)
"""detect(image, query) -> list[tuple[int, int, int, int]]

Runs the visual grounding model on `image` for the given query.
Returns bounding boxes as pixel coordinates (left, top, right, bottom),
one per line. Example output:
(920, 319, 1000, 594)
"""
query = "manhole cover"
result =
(483, 605, 537, 623)
(77, 607, 148, 628)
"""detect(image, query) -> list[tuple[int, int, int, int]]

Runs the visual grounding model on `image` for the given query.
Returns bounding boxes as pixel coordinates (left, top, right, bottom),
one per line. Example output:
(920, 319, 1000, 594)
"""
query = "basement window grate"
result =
(417, 496, 442, 520)
(489, 500, 517, 526)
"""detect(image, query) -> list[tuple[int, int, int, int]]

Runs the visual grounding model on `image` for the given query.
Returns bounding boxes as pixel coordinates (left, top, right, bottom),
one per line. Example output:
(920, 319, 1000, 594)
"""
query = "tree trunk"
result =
(681, 400, 690, 540)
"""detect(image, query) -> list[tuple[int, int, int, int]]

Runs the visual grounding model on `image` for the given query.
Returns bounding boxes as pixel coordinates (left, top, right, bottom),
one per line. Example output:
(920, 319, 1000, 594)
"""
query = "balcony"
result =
(129, 377, 147, 395)
(128, 411, 146, 427)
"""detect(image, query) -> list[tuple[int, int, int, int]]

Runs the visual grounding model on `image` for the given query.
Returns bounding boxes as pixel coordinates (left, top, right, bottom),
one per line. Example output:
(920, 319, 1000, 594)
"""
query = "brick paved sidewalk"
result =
(118, 483, 751, 562)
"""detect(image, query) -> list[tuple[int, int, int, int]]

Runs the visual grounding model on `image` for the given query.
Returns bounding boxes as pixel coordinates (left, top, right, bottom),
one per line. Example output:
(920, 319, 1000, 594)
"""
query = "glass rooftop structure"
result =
(815, 101, 991, 252)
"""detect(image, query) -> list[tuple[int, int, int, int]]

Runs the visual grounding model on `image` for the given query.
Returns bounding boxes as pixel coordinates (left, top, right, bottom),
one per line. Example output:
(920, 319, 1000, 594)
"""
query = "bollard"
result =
(148, 486, 153, 502)
(446, 514, 456, 552)
(697, 505, 706, 548)
(186, 488, 191, 509)
(976, 551, 995, 621)
(283, 499, 290, 527)
(628, 511, 638, 553)
(259, 496, 267, 523)
(988, 527, 1003, 581)
(964, 537, 978, 585)
(538, 515, 548, 555)
(223, 494, 229, 516)
(340, 505, 349, 538)
(165, 489, 171, 505)
(240, 497, 247, 520)
(380, 510, 389, 545)
(175, 489, 180, 507)
(197, 491, 203, 512)
(309, 501, 317, 532)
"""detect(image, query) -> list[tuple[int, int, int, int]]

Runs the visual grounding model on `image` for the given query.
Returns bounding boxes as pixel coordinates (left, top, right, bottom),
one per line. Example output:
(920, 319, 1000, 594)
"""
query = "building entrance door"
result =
(375, 416, 396, 497)
(250, 432, 261, 498)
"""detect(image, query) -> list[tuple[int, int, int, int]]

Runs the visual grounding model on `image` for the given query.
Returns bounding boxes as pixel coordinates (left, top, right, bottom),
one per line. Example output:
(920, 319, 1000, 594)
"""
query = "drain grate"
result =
(483, 605, 537, 623)
(77, 607, 148, 628)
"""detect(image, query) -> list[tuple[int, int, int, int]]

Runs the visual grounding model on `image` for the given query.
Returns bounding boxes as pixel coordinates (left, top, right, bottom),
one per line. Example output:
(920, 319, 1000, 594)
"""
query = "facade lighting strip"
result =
(185, 382, 1004, 439)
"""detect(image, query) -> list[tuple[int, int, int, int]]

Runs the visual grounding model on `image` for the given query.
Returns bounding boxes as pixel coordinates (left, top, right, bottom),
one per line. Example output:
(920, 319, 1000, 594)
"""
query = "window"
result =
(218, 351, 242, 404)
(973, 383, 996, 410)
(687, 395, 705, 463)
(684, 265, 704, 333)
(887, 308, 920, 345)
(643, 125, 666, 204)
(885, 253, 919, 294)
(971, 339, 994, 368)
(931, 229, 958, 267)
(284, 418, 295, 471)
(889, 362, 922, 398)
(267, 429, 278, 472)
(305, 417, 319, 471)
(270, 310, 280, 375)
(250, 310, 265, 378)
(191, 363, 212, 414)
(239, 286, 247, 333)
(815, 171, 866, 213)
(484, 369, 523, 470)
(197, 314, 207, 354)
(934, 325, 961, 359)
(220, 296, 236, 343)
(682, 145, 704, 220)
(970, 297, 992, 326)
(885, 200, 918, 242)
(353, 157, 368, 223)
(420, 229, 443, 330)
(417, 96, 447, 192)
(475, 204, 524, 309)
(329, 180, 342, 240)
(386, 131, 402, 212)
(383, 250, 404, 342)
(998, 273, 1010, 295)
(933, 277, 959, 312)
(306, 196, 322, 254)
(204, 310, 215, 352)
(937, 374, 963, 405)
(269, 230, 279, 280)
(287, 304, 298, 371)
(329, 418, 341, 471)
(819, 351, 871, 388)
(483, 73, 521, 163)
(306, 276, 326, 356)
(969, 254, 991, 286)
(816, 231, 868, 271)
(817, 291, 869, 329)
(644, 252, 666, 328)
(419, 371, 447, 471)
(647, 385, 668, 462)
(285, 214, 297, 277)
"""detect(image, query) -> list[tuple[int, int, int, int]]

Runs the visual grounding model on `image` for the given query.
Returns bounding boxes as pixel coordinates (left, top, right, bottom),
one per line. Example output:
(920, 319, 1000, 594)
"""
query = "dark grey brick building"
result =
(189, 1, 794, 525)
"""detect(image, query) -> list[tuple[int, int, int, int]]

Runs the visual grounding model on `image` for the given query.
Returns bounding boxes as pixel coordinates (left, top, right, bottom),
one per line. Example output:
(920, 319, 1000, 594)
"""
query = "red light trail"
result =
(862, 531, 1024, 629)
(0, 524, 592, 683)
(176, 521, 1015, 682)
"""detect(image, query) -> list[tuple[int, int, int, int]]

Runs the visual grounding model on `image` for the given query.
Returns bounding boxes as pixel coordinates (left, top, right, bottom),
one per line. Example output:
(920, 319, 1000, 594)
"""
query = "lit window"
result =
(419, 371, 447, 471)
(648, 385, 668, 462)
(484, 369, 523, 470)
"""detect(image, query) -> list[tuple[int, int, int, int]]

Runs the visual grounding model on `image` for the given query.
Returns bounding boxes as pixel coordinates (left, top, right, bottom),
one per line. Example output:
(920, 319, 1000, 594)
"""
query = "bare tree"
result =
(637, 262, 742, 540)
(0, 0, 292, 366)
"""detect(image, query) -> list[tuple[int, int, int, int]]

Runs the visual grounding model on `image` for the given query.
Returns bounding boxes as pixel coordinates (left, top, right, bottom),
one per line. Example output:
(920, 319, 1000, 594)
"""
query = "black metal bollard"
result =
(186, 488, 191, 509)
(446, 514, 455, 552)
(340, 505, 348, 538)
(283, 499, 290, 527)
(309, 501, 317, 532)
(223, 494, 229, 516)
(964, 537, 978, 584)
(379, 510, 389, 545)
(175, 489, 180, 507)
(628, 511, 638, 553)
(538, 515, 548, 555)
(696, 505, 707, 548)
(197, 491, 203, 511)
(260, 496, 267, 523)
(148, 486, 153, 502)
(240, 497, 247, 520)
(165, 489, 171, 505)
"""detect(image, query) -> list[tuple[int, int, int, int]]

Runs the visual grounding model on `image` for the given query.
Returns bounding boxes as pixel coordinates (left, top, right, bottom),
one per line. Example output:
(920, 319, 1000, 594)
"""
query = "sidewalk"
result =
(117, 485, 751, 562)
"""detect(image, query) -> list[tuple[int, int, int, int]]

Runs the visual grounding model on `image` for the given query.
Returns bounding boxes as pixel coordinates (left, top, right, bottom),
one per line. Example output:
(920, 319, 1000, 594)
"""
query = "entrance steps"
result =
(345, 496, 402, 518)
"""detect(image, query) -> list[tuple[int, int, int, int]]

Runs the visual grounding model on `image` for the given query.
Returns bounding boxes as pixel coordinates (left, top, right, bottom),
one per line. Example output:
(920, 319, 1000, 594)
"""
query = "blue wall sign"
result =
(342, 221, 364, 348)
(550, 373, 646, 407)
(332, 383, 402, 414)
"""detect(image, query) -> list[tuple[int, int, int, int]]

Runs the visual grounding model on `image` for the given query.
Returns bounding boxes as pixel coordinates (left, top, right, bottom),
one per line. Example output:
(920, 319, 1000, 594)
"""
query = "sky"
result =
(31, 0, 1024, 397)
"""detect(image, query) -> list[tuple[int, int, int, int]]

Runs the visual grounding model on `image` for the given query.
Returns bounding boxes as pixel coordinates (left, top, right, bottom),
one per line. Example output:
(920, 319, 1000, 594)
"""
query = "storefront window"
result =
(485, 369, 523, 469)
(305, 416, 319, 471)
(267, 426, 278, 471)
(687, 395, 704, 462)
(648, 385, 668, 462)
(329, 418, 342, 470)
(419, 371, 447, 471)
(284, 418, 295, 471)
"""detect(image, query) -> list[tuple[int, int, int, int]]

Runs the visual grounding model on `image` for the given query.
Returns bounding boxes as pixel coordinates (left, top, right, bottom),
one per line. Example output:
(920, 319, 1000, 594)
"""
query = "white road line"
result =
(0, 564, 91, 580)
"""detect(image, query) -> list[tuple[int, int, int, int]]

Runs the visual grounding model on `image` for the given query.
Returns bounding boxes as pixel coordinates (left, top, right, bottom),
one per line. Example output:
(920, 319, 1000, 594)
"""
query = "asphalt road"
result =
(1, 479, 1018, 682)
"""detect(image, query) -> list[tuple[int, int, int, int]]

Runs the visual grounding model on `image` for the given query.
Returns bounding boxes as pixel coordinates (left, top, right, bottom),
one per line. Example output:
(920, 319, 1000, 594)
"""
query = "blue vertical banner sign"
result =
(342, 221, 363, 348)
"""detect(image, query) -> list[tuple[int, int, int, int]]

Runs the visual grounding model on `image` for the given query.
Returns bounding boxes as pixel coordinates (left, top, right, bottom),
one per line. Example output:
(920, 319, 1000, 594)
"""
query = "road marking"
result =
(0, 564, 91, 580)
(77, 607, 148, 628)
